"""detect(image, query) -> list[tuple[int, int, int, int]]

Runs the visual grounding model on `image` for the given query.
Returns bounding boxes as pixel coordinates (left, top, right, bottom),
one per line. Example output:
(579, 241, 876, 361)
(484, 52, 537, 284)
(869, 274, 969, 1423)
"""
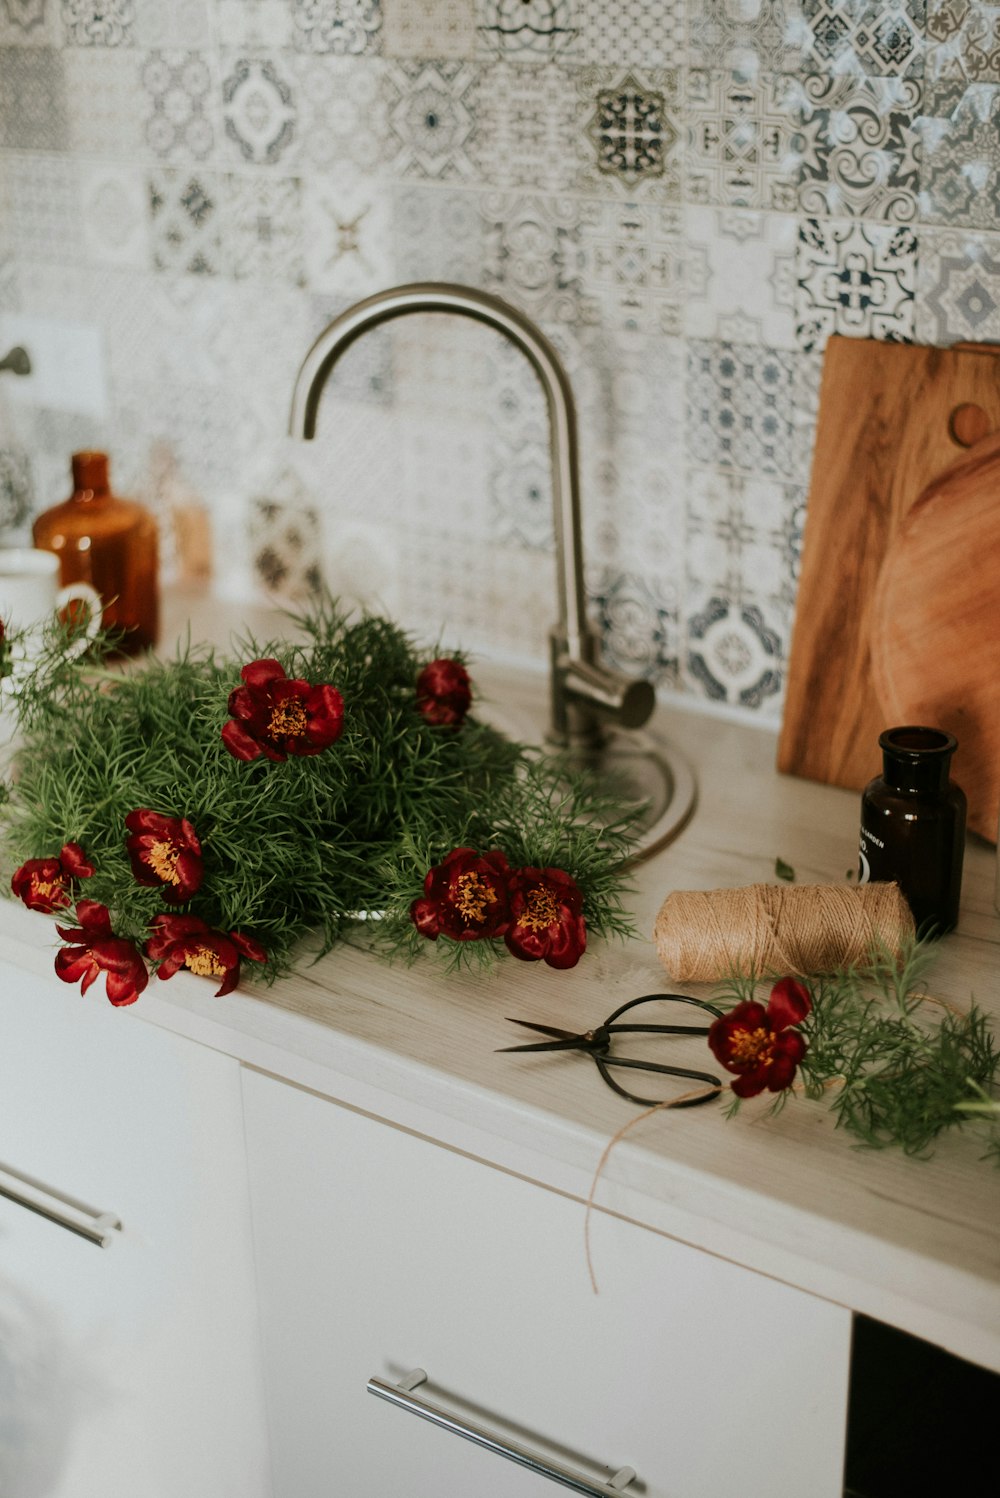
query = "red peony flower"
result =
(12, 841, 95, 914)
(504, 866, 587, 970)
(416, 658, 472, 728)
(146, 913, 267, 997)
(221, 658, 344, 763)
(55, 899, 149, 1007)
(125, 809, 203, 903)
(411, 847, 512, 942)
(707, 977, 811, 1098)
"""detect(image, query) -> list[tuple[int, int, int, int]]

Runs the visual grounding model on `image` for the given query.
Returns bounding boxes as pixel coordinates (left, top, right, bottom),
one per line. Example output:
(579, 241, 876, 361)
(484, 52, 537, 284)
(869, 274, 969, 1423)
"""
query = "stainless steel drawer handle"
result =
(367, 1369, 637, 1497)
(0, 1160, 122, 1247)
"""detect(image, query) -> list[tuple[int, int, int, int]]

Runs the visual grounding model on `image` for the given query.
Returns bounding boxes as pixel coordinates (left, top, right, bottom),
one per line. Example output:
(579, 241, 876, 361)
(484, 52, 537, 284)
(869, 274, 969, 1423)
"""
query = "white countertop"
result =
(3, 590, 998, 1372)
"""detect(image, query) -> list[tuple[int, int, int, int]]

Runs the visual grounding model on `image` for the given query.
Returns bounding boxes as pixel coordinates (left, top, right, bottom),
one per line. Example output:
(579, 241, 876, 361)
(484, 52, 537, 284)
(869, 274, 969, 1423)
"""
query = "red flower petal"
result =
(241, 658, 287, 689)
(767, 976, 811, 1031)
(59, 842, 95, 879)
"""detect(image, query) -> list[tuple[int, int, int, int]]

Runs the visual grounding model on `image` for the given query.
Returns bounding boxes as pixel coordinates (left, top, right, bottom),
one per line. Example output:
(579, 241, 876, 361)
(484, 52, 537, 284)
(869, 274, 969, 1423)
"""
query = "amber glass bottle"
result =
(33, 451, 159, 654)
(859, 727, 967, 937)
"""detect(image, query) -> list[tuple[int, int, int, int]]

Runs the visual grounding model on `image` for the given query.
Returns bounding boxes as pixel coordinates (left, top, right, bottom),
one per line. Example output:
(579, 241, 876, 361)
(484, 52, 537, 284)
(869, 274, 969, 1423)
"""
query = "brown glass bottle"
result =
(33, 451, 159, 655)
(859, 727, 967, 937)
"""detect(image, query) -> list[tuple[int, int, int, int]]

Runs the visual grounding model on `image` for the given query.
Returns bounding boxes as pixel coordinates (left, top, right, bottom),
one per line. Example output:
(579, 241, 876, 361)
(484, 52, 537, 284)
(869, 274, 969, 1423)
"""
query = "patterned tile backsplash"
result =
(1, 0, 999, 724)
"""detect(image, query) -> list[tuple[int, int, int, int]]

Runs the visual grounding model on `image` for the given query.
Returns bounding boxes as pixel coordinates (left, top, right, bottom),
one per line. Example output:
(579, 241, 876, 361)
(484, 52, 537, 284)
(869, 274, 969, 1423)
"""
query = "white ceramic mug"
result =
(0, 548, 102, 667)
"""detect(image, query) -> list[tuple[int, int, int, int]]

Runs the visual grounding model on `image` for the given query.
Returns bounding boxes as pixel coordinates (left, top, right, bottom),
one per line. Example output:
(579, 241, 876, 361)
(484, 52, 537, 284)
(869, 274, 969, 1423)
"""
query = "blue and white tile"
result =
(141, 50, 217, 160)
(148, 167, 228, 277)
(479, 191, 588, 327)
(211, 0, 292, 48)
(79, 162, 151, 269)
(589, 567, 680, 688)
(796, 217, 917, 348)
(684, 206, 797, 347)
(249, 475, 323, 603)
(577, 65, 682, 200)
(383, 59, 480, 180)
(303, 168, 394, 296)
(686, 340, 811, 481)
(802, 0, 926, 77)
(576, 200, 684, 337)
(220, 52, 298, 167)
(795, 72, 922, 221)
(927, 0, 1000, 82)
(0, 446, 35, 534)
(0, 0, 61, 46)
(686, 69, 802, 211)
(134, 0, 211, 48)
(290, 0, 383, 55)
(915, 224, 1000, 343)
(392, 184, 487, 282)
(382, 0, 480, 58)
(0, 45, 69, 149)
(688, 0, 805, 76)
(474, 0, 576, 61)
(65, 46, 147, 156)
(571, 0, 686, 68)
(684, 586, 785, 713)
(61, 0, 135, 46)
(471, 61, 584, 191)
(3, 153, 80, 263)
(224, 174, 306, 286)
(685, 465, 803, 616)
(292, 53, 391, 172)
(918, 79, 1000, 230)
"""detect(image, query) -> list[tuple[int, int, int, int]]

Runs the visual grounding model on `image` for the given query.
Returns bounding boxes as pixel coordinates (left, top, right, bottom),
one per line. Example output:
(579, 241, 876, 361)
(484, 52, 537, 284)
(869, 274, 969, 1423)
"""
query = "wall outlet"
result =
(0, 315, 109, 420)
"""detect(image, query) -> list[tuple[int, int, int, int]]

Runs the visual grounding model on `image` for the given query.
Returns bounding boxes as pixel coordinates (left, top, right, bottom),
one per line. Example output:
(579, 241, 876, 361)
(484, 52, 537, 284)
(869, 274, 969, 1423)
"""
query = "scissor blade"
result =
(496, 1037, 585, 1054)
(502, 1017, 579, 1041)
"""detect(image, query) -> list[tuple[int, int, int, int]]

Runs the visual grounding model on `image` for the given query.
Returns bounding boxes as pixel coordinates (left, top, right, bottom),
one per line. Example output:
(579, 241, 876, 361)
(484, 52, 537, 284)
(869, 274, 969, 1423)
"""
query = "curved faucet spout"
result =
(289, 282, 654, 751)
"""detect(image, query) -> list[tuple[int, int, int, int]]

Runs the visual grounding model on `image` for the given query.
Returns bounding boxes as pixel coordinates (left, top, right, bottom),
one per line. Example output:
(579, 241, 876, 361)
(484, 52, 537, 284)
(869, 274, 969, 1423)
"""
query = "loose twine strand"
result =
(653, 882, 915, 982)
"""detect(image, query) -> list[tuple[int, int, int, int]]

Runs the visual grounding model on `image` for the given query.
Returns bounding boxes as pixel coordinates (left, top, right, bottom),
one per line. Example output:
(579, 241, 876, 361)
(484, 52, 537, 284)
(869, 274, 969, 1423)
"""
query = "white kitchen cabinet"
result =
(0, 958, 271, 1498)
(242, 1066, 852, 1498)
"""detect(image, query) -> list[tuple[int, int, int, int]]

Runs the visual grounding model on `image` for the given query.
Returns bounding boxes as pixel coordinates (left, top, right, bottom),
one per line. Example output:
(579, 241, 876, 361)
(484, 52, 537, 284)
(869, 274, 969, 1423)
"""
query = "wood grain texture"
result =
(777, 337, 1000, 795)
(870, 430, 1000, 841)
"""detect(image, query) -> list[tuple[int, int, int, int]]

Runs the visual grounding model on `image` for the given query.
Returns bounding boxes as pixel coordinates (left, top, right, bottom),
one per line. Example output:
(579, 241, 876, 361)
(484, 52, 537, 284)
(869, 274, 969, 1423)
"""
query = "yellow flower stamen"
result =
(454, 871, 497, 925)
(268, 699, 307, 738)
(145, 838, 181, 886)
(31, 876, 65, 901)
(184, 945, 226, 979)
(520, 885, 559, 933)
(728, 1025, 775, 1067)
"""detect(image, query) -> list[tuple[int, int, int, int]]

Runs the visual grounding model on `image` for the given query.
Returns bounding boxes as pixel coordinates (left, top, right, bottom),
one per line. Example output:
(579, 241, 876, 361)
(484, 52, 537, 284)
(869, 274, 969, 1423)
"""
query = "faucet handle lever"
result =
(559, 655, 655, 732)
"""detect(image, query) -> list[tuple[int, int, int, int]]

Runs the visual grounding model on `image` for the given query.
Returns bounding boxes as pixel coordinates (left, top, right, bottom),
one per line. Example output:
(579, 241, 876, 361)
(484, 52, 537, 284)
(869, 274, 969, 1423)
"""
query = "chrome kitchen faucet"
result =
(288, 282, 655, 756)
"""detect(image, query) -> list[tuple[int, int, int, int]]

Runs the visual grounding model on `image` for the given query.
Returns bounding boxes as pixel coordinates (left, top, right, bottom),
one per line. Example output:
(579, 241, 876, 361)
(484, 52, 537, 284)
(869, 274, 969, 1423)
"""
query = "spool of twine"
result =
(653, 882, 915, 983)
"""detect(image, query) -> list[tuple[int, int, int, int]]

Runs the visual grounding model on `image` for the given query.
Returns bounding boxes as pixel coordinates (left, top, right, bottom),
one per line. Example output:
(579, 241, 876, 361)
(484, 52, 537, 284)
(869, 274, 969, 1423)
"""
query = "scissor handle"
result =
(594, 1055, 721, 1108)
(604, 993, 724, 1028)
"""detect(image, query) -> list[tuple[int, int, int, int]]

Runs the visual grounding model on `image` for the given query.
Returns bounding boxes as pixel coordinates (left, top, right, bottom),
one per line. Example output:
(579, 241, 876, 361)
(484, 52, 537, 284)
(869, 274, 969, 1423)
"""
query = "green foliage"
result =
(716, 944, 1000, 1163)
(0, 600, 637, 982)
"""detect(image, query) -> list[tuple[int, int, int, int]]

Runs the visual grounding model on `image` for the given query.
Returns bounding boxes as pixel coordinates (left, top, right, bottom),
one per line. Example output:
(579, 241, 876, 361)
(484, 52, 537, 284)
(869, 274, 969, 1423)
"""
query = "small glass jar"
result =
(33, 451, 159, 655)
(859, 727, 967, 937)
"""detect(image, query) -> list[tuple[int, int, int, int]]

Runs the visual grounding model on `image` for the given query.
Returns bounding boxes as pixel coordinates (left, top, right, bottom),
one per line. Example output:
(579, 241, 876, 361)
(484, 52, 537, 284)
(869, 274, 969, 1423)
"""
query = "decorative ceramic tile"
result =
(382, 0, 477, 58)
(571, 0, 685, 68)
(133, 0, 210, 48)
(148, 168, 227, 276)
(0, 0, 61, 44)
(796, 218, 917, 349)
(685, 466, 803, 615)
(686, 69, 801, 211)
(685, 589, 784, 711)
(471, 61, 584, 191)
(919, 79, 1000, 229)
(293, 53, 390, 172)
(474, 0, 576, 60)
(590, 568, 679, 687)
(390, 402, 492, 541)
(686, 340, 809, 480)
(0, 46, 68, 149)
(290, 0, 382, 55)
(79, 162, 151, 268)
(581, 67, 681, 194)
(212, 0, 292, 48)
(573, 200, 684, 338)
(249, 483, 322, 601)
(927, 0, 1000, 81)
(802, 0, 926, 77)
(392, 185, 486, 282)
(125, 373, 265, 496)
(796, 73, 922, 221)
(224, 175, 305, 285)
(683, 206, 797, 347)
(479, 191, 587, 326)
(303, 169, 394, 296)
(221, 53, 297, 166)
(61, 0, 135, 46)
(64, 47, 147, 156)
(141, 50, 216, 160)
(915, 225, 1000, 342)
(383, 60, 480, 180)
(3, 153, 80, 262)
(0, 447, 34, 533)
(689, 0, 805, 75)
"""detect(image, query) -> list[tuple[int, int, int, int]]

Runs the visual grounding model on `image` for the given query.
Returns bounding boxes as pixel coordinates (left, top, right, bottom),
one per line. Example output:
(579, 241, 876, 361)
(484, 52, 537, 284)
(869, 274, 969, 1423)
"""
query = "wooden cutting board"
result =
(869, 429, 1000, 842)
(777, 336, 1000, 803)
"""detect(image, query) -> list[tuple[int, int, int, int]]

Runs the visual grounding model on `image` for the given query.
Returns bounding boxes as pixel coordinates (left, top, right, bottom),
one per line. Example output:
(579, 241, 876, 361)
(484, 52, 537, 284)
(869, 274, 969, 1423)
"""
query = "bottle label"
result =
(858, 823, 885, 885)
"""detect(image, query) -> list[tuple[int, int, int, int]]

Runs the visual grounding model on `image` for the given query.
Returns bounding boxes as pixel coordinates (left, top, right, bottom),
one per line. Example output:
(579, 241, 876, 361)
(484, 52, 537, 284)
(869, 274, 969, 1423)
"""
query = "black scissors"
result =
(498, 993, 725, 1107)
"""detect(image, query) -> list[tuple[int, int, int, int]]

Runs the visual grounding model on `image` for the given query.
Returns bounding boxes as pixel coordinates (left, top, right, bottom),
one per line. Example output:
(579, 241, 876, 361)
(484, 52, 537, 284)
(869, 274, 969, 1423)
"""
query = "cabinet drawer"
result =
(243, 1067, 851, 1498)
